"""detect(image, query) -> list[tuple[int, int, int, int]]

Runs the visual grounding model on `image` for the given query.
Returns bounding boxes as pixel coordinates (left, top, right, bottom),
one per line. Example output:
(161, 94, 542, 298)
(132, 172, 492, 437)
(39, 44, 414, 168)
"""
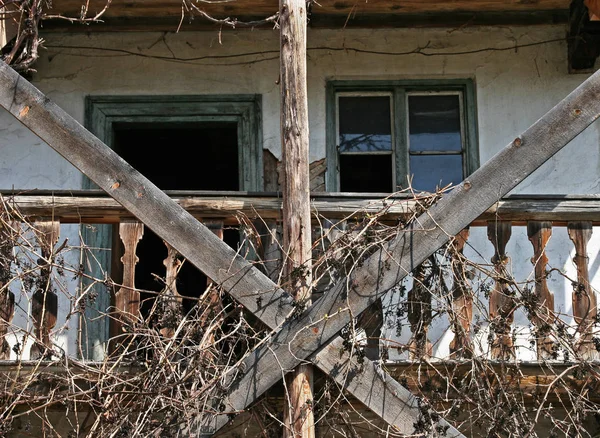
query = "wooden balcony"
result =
(1, 190, 599, 364)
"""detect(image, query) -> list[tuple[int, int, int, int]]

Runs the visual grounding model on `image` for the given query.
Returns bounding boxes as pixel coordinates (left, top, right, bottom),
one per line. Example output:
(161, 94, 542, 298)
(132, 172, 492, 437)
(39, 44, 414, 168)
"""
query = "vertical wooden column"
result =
(279, 0, 314, 436)
(487, 221, 515, 360)
(160, 241, 183, 338)
(31, 220, 59, 359)
(527, 221, 555, 359)
(449, 229, 473, 358)
(408, 263, 432, 359)
(0, 216, 15, 360)
(113, 220, 143, 346)
(567, 221, 597, 358)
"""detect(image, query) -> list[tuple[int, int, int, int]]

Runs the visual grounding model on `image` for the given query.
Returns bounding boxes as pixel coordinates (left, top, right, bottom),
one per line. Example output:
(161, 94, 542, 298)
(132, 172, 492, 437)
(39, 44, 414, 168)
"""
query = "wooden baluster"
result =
(488, 221, 515, 360)
(160, 242, 183, 338)
(31, 220, 60, 359)
(202, 221, 224, 325)
(567, 221, 597, 359)
(408, 262, 432, 359)
(0, 215, 15, 359)
(449, 228, 473, 358)
(527, 221, 555, 359)
(113, 220, 143, 345)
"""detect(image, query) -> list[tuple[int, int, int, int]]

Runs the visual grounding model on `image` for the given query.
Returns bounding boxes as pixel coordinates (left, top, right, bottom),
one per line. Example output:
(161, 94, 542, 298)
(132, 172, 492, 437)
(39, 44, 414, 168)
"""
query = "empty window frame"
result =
(326, 80, 479, 193)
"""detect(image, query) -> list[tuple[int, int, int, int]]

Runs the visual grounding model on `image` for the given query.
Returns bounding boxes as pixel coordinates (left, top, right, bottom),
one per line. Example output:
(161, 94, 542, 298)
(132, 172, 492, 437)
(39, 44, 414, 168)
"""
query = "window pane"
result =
(409, 155, 463, 192)
(408, 95, 462, 152)
(339, 96, 392, 152)
(340, 154, 393, 192)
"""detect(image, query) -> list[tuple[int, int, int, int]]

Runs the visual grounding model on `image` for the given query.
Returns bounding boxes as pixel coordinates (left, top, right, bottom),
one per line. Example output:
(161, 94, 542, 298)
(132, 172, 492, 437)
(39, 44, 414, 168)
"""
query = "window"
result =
(326, 80, 478, 193)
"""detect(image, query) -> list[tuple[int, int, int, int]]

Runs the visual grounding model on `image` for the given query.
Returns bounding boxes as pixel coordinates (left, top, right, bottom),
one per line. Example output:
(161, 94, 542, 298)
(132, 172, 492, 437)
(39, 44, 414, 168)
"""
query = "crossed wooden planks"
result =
(2, 60, 600, 437)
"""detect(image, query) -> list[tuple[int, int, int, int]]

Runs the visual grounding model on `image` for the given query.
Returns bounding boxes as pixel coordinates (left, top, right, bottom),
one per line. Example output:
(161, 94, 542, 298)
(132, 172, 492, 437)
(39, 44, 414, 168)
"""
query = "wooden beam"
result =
(279, 0, 314, 436)
(9, 194, 600, 225)
(205, 67, 600, 433)
(0, 62, 459, 436)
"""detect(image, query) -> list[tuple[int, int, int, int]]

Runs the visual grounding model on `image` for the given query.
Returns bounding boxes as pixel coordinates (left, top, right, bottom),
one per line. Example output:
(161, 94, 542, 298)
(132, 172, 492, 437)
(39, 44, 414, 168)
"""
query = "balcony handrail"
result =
(3, 191, 600, 225)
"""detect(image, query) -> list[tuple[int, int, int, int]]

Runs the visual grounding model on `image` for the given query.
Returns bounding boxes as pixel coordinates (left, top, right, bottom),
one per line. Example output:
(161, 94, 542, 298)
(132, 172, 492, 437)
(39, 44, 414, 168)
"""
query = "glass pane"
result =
(409, 155, 463, 192)
(339, 96, 392, 152)
(408, 95, 462, 152)
(340, 154, 393, 193)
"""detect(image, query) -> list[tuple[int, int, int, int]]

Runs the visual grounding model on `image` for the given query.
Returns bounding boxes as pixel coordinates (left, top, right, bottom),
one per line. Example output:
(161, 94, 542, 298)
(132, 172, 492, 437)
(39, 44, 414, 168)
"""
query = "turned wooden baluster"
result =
(202, 221, 224, 324)
(567, 222, 597, 359)
(488, 221, 515, 360)
(0, 216, 15, 360)
(527, 221, 555, 359)
(160, 242, 183, 338)
(31, 220, 60, 359)
(408, 262, 432, 359)
(449, 229, 474, 358)
(113, 220, 144, 341)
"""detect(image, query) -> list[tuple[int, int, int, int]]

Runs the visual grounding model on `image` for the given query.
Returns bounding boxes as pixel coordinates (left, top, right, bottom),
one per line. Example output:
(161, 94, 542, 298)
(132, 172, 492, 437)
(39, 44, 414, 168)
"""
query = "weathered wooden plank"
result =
(9, 194, 600, 225)
(527, 221, 555, 359)
(203, 67, 600, 433)
(31, 219, 60, 359)
(488, 221, 515, 360)
(0, 63, 455, 436)
(567, 221, 598, 359)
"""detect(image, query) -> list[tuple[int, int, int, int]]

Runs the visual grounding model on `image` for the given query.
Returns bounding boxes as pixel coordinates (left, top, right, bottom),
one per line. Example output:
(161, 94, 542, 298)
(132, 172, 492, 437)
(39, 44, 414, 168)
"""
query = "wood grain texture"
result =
(47, 0, 567, 20)
(449, 229, 473, 359)
(31, 220, 60, 359)
(10, 194, 600, 225)
(280, 1, 314, 435)
(204, 65, 600, 433)
(567, 221, 598, 359)
(0, 63, 454, 436)
(527, 221, 555, 359)
(488, 221, 515, 360)
(159, 241, 183, 338)
(111, 220, 143, 351)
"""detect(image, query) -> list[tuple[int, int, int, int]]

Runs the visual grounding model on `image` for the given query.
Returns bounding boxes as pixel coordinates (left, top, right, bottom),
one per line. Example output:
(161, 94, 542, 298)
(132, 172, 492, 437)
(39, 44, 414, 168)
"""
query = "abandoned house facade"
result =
(1, 0, 600, 436)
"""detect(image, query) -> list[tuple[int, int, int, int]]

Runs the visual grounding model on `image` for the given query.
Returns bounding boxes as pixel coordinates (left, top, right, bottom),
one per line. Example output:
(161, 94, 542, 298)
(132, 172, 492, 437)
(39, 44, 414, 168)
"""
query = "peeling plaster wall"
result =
(1, 25, 599, 360)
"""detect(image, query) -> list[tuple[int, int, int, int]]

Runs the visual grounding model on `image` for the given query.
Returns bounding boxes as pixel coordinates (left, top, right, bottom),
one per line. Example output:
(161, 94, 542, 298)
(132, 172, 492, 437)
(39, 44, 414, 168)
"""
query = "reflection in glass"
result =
(339, 96, 392, 152)
(409, 95, 462, 152)
(409, 155, 463, 192)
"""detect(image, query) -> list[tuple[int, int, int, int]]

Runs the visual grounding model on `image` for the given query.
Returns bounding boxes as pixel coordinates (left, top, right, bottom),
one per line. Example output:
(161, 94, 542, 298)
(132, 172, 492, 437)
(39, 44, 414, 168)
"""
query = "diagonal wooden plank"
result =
(200, 68, 600, 434)
(0, 61, 460, 435)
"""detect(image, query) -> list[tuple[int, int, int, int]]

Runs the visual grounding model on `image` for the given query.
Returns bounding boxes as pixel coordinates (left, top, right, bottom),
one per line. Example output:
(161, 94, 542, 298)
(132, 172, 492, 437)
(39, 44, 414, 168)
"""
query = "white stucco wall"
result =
(1, 24, 599, 360)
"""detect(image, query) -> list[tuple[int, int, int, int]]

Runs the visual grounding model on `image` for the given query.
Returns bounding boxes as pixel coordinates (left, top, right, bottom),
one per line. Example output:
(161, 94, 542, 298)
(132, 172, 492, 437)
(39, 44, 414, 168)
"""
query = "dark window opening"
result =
(112, 122, 240, 321)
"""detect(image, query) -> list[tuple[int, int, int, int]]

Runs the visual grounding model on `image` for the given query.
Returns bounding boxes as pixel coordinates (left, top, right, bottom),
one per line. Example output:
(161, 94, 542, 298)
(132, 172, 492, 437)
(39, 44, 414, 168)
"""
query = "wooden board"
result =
(46, 0, 568, 19)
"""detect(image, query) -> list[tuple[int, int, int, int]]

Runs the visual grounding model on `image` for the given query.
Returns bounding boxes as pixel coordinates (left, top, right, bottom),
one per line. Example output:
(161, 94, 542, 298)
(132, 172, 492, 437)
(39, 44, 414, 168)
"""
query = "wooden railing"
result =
(1, 191, 599, 362)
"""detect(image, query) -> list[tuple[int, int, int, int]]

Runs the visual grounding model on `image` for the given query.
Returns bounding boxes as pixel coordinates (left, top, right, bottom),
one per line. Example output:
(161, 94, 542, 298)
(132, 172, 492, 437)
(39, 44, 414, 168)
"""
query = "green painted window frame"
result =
(326, 79, 479, 192)
(80, 95, 263, 360)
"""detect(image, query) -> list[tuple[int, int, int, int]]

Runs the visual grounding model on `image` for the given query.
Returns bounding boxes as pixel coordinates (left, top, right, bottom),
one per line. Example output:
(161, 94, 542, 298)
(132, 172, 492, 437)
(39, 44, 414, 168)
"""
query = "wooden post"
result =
(567, 221, 597, 358)
(449, 229, 473, 358)
(487, 221, 515, 360)
(112, 220, 143, 351)
(279, 1, 314, 436)
(31, 219, 59, 359)
(0, 206, 15, 360)
(527, 221, 555, 359)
